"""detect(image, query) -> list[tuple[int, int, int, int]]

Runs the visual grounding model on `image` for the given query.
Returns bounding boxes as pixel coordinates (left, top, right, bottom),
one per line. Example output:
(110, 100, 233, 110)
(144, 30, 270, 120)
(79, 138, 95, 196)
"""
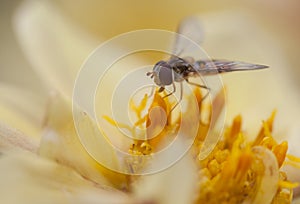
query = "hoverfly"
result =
(147, 17, 268, 110)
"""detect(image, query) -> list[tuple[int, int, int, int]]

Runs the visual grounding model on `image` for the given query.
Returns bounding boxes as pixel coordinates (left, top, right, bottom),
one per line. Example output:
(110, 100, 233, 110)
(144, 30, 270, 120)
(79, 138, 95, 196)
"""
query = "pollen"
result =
(104, 87, 300, 204)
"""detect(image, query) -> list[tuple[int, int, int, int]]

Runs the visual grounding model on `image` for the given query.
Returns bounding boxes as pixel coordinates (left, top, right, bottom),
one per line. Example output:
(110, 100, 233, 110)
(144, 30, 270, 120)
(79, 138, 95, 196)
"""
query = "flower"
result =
(0, 0, 299, 203)
(105, 86, 299, 203)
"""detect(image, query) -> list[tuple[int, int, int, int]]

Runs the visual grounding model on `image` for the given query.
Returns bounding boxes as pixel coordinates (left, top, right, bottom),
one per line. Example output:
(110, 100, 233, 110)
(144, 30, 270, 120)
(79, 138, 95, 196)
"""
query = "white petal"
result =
(13, 0, 99, 98)
(293, 197, 300, 204)
(13, 0, 147, 106)
(282, 124, 300, 196)
(0, 151, 133, 204)
(39, 93, 127, 188)
(132, 142, 198, 204)
(250, 146, 279, 204)
(0, 122, 37, 153)
(0, 83, 46, 140)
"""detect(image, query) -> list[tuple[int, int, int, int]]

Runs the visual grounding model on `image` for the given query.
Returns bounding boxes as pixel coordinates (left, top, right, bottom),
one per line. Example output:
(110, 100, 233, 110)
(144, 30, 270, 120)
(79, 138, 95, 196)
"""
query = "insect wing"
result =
(193, 59, 269, 75)
(172, 17, 204, 56)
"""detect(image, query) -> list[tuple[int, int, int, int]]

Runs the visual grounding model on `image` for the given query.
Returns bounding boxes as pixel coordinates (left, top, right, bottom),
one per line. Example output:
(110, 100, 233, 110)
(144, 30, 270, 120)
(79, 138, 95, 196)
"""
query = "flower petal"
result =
(132, 142, 198, 204)
(283, 125, 300, 196)
(0, 122, 37, 153)
(39, 93, 127, 188)
(13, 0, 99, 97)
(250, 146, 279, 204)
(0, 83, 46, 140)
(0, 151, 133, 204)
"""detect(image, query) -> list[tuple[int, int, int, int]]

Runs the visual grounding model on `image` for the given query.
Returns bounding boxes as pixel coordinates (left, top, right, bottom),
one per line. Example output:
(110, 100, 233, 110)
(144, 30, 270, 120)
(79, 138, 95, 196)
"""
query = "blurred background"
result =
(1, 0, 300, 138)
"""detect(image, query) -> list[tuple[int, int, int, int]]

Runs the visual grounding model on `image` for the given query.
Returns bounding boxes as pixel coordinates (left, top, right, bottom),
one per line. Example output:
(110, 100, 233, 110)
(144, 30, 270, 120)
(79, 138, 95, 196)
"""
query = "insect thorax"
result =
(168, 58, 193, 82)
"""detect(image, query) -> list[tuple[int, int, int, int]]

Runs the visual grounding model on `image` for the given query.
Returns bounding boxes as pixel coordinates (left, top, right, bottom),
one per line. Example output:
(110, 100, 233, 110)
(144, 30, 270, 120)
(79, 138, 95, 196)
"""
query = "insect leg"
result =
(170, 82, 183, 112)
(186, 79, 210, 101)
(148, 85, 156, 98)
(163, 82, 176, 99)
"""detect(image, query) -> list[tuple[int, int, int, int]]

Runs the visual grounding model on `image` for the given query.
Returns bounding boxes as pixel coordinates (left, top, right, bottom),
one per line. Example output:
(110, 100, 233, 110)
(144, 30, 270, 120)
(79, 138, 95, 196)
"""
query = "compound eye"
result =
(157, 64, 173, 86)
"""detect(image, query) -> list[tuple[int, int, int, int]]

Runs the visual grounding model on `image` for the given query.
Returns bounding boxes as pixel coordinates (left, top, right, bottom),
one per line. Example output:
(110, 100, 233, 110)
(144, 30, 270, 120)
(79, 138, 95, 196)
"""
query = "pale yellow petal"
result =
(0, 83, 46, 140)
(293, 197, 300, 204)
(132, 142, 198, 204)
(13, 0, 147, 108)
(250, 146, 279, 204)
(0, 151, 133, 204)
(39, 93, 127, 188)
(0, 122, 37, 153)
(283, 126, 300, 196)
(13, 0, 99, 98)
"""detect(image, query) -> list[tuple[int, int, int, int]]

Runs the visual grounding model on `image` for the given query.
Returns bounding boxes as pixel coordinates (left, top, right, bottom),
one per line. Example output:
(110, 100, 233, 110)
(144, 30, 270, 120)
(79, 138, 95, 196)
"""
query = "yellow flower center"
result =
(104, 87, 300, 204)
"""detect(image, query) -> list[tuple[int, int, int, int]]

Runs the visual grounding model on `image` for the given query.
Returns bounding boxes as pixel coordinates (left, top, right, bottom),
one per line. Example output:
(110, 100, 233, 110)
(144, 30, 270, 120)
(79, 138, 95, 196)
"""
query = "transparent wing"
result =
(192, 59, 269, 75)
(172, 16, 204, 56)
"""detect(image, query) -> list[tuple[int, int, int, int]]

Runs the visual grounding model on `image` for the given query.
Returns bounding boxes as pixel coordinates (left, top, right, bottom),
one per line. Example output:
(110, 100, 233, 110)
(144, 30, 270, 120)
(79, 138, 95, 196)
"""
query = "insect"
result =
(147, 17, 268, 111)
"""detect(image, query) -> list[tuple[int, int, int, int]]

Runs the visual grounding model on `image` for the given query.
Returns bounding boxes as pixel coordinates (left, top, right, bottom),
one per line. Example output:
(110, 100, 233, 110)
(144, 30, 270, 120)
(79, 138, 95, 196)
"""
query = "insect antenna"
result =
(146, 71, 154, 78)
